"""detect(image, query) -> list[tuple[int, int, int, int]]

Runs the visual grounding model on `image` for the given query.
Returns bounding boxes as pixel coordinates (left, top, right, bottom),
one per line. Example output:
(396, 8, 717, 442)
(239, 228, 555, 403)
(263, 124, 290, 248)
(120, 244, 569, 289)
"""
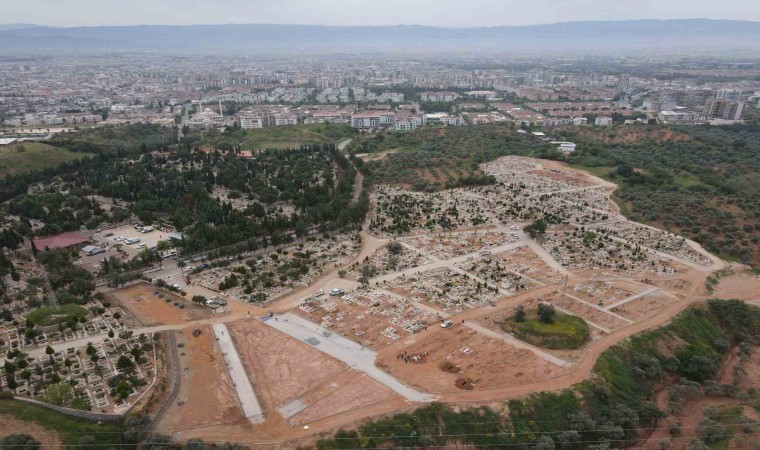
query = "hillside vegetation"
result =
(0, 142, 93, 177)
(561, 124, 760, 265)
(351, 123, 559, 190)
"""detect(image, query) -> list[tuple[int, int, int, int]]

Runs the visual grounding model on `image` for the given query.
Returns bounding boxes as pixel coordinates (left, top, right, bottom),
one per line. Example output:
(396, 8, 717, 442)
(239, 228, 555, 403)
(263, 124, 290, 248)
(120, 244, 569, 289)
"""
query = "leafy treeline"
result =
(352, 123, 561, 190)
(562, 124, 760, 265)
(317, 300, 760, 449)
(0, 123, 367, 252)
(0, 123, 175, 203)
(4, 142, 365, 253)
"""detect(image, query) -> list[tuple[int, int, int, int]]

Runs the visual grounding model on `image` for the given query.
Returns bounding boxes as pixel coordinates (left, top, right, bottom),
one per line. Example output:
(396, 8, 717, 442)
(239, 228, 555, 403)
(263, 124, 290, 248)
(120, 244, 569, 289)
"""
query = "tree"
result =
(524, 218, 547, 238)
(116, 355, 135, 373)
(514, 306, 526, 323)
(537, 303, 556, 324)
(45, 345, 54, 355)
(0, 434, 40, 450)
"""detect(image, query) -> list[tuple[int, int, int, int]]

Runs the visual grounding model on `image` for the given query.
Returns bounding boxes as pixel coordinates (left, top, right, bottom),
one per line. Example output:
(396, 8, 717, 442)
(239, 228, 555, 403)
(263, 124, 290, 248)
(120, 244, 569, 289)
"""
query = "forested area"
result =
(317, 300, 760, 450)
(561, 124, 760, 265)
(0, 123, 366, 258)
(351, 123, 562, 191)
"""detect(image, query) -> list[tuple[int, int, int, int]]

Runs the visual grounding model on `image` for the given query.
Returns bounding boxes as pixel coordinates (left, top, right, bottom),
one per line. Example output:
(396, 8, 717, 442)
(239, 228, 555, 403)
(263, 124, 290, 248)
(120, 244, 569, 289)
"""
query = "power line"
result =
(2, 431, 759, 448)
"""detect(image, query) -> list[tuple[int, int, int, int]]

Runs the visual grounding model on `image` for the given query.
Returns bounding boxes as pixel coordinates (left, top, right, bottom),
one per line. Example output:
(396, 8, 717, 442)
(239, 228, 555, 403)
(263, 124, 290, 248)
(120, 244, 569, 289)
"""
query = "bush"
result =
(0, 434, 40, 450)
(537, 303, 556, 324)
(697, 418, 724, 442)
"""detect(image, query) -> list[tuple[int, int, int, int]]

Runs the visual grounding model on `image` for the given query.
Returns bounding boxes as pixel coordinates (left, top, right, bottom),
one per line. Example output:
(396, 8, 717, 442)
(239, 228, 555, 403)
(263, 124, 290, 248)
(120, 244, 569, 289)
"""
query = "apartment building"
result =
(420, 91, 460, 102)
(703, 99, 745, 121)
(350, 111, 396, 128)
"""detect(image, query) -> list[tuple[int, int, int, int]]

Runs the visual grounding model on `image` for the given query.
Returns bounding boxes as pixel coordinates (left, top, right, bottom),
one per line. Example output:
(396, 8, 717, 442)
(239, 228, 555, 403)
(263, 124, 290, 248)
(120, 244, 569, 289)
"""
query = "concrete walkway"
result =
(264, 313, 436, 403)
(212, 323, 265, 424)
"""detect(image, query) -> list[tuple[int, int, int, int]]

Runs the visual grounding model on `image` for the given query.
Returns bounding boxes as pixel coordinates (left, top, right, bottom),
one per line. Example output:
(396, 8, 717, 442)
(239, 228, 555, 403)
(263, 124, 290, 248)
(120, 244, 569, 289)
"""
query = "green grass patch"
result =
(0, 400, 124, 447)
(0, 142, 93, 176)
(203, 123, 354, 151)
(25, 304, 88, 327)
(503, 309, 590, 349)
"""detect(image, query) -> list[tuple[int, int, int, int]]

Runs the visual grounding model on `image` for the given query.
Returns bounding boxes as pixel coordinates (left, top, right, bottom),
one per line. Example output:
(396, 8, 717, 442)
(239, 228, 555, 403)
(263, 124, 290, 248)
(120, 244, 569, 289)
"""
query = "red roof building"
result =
(33, 232, 88, 250)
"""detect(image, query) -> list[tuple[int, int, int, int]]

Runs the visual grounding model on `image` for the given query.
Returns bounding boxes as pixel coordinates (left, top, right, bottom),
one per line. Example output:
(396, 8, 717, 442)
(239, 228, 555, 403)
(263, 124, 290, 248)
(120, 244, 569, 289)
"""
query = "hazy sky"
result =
(7, 0, 760, 27)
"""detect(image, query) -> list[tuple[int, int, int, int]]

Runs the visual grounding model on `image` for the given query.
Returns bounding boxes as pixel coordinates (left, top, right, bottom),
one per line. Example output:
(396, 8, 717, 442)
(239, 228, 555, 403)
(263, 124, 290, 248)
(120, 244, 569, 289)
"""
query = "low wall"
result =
(13, 396, 122, 422)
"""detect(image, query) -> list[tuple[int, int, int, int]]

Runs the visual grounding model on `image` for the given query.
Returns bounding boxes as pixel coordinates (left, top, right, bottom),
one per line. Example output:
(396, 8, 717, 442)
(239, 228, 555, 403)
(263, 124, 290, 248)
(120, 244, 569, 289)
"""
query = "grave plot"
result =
(528, 291, 630, 332)
(376, 325, 567, 393)
(527, 169, 599, 187)
(384, 267, 501, 310)
(195, 234, 361, 303)
(567, 280, 643, 309)
(369, 186, 503, 237)
(454, 256, 538, 293)
(480, 156, 543, 174)
(543, 230, 686, 276)
(589, 222, 713, 265)
(610, 291, 678, 322)
(295, 289, 437, 349)
(493, 171, 577, 194)
(346, 242, 432, 280)
(493, 245, 565, 286)
(407, 229, 520, 260)
(554, 186, 618, 213)
(0, 332, 157, 413)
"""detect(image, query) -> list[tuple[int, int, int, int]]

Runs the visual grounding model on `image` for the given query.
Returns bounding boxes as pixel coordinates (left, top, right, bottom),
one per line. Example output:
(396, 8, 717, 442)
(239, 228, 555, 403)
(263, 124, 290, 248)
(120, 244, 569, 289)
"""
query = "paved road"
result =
(264, 313, 436, 403)
(212, 323, 265, 424)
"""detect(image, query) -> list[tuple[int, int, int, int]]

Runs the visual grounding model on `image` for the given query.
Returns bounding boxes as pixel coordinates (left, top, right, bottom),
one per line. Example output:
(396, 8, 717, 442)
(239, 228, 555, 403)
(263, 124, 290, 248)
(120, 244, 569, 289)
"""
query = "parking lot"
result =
(93, 224, 174, 256)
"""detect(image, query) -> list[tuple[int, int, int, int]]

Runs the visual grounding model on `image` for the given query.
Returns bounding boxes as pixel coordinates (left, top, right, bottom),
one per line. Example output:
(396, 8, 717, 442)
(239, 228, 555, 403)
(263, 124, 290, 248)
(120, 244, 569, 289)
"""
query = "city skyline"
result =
(5, 0, 760, 28)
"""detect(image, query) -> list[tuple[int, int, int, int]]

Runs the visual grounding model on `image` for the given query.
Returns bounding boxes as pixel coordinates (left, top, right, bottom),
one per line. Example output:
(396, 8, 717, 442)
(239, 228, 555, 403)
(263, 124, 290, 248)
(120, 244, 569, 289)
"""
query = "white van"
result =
(125, 238, 141, 245)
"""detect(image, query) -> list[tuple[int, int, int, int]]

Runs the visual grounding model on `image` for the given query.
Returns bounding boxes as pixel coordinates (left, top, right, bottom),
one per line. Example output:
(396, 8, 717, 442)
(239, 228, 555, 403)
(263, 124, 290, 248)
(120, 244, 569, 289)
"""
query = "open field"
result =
(110, 283, 212, 326)
(0, 142, 92, 176)
(156, 325, 247, 432)
(25, 303, 89, 326)
(227, 319, 396, 426)
(0, 414, 63, 449)
(375, 324, 568, 393)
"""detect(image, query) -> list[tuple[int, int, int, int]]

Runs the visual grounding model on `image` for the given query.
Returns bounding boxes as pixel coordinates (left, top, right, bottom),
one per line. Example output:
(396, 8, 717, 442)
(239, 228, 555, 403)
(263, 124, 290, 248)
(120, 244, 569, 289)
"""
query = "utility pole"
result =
(560, 273, 568, 310)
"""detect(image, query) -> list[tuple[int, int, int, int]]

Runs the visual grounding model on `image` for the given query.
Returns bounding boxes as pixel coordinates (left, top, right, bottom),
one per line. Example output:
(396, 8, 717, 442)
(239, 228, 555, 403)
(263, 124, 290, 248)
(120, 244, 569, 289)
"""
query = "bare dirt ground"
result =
(110, 283, 212, 326)
(610, 292, 679, 322)
(228, 320, 368, 417)
(155, 325, 246, 434)
(288, 372, 393, 426)
(376, 325, 567, 393)
(0, 415, 63, 449)
(229, 320, 395, 425)
(712, 270, 760, 305)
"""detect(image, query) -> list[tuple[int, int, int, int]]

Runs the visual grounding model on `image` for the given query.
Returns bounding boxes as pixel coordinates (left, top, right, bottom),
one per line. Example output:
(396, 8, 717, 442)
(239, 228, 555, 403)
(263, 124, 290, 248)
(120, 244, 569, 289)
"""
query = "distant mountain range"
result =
(1, 19, 759, 53)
